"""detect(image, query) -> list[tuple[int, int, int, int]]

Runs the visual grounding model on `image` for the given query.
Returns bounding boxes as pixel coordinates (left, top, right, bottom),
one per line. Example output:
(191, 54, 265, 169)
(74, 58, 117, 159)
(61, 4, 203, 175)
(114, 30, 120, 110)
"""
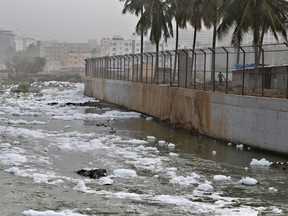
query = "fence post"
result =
(148, 53, 154, 84)
(131, 54, 134, 81)
(258, 45, 265, 97)
(182, 49, 189, 88)
(136, 54, 139, 82)
(222, 47, 229, 94)
(284, 42, 288, 99)
(110, 57, 114, 79)
(239, 47, 246, 95)
(143, 53, 148, 83)
(122, 56, 126, 81)
(156, 52, 159, 85)
(190, 49, 197, 89)
(161, 51, 166, 84)
(128, 55, 131, 81)
(173, 50, 180, 87)
(105, 57, 109, 79)
(208, 48, 215, 92)
(166, 51, 173, 86)
(108, 57, 112, 79)
(140, 53, 144, 83)
(200, 49, 206, 91)
(99, 58, 102, 78)
(94, 59, 96, 77)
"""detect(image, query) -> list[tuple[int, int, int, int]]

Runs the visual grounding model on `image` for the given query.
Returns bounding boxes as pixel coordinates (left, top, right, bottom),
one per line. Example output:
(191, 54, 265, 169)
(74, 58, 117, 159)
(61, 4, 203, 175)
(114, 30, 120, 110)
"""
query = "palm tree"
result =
(185, 0, 205, 84)
(168, 0, 190, 81)
(200, 0, 224, 89)
(120, 0, 145, 78)
(167, 0, 189, 51)
(120, 0, 144, 54)
(217, 0, 246, 63)
(187, 0, 204, 51)
(218, 0, 288, 66)
(218, 0, 288, 93)
(137, 0, 174, 79)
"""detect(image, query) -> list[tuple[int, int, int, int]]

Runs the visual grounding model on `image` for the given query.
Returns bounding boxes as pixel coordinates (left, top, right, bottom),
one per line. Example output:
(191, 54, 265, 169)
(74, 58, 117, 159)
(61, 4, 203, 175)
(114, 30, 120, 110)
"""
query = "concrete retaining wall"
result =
(84, 78, 288, 154)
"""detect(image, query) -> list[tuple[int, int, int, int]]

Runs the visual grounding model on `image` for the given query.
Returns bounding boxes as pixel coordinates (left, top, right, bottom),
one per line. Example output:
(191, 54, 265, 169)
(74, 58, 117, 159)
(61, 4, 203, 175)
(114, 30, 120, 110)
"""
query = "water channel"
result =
(0, 81, 287, 216)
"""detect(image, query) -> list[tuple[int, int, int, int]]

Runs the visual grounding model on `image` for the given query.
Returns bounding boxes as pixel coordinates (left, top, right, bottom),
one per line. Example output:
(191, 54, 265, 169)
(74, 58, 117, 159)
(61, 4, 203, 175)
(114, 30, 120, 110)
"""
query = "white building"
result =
(15, 36, 38, 51)
(108, 35, 141, 56)
(0, 30, 15, 68)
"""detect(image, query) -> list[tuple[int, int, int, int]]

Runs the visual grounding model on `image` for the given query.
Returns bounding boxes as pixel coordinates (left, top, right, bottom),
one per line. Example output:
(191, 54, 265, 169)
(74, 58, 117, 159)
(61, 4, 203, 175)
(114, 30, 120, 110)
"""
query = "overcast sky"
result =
(0, 0, 139, 43)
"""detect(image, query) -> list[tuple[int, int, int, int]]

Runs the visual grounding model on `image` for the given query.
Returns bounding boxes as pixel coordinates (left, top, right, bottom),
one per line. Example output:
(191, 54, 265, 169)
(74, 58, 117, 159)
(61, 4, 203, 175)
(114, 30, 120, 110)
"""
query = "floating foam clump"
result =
(147, 136, 156, 142)
(99, 177, 114, 185)
(213, 175, 231, 181)
(113, 169, 137, 178)
(236, 144, 244, 150)
(238, 177, 258, 186)
(167, 143, 175, 150)
(196, 183, 214, 192)
(250, 158, 272, 166)
(158, 140, 166, 146)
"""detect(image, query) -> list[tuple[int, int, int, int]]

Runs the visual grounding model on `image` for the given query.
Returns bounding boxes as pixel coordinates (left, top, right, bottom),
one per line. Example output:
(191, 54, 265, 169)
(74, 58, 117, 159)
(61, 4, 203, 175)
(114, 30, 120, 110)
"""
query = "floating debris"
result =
(76, 168, 107, 179)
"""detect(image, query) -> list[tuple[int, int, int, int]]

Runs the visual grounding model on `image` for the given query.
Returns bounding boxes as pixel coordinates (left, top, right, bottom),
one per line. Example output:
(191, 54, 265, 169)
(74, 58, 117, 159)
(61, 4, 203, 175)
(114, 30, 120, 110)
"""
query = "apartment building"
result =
(66, 51, 91, 72)
(0, 30, 15, 69)
(41, 41, 91, 72)
(44, 42, 90, 61)
(108, 35, 141, 56)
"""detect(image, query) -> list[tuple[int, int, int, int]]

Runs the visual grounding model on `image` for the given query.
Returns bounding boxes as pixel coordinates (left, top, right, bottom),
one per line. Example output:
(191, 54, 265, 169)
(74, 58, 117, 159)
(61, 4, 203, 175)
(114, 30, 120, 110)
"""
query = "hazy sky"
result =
(0, 0, 139, 43)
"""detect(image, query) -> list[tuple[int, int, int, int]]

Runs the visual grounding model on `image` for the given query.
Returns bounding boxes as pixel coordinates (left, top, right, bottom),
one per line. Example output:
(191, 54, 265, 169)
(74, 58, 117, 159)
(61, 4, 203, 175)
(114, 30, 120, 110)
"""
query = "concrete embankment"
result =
(85, 78, 288, 154)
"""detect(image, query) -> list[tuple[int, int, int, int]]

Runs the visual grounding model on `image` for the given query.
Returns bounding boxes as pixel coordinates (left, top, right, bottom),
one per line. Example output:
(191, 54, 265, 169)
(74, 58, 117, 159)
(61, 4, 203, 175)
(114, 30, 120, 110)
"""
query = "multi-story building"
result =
(0, 30, 15, 69)
(15, 36, 38, 52)
(97, 38, 110, 57)
(41, 41, 91, 72)
(65, 51, 91, 72)
(108, 35, 141, 56)
(44, 42, 90, 62)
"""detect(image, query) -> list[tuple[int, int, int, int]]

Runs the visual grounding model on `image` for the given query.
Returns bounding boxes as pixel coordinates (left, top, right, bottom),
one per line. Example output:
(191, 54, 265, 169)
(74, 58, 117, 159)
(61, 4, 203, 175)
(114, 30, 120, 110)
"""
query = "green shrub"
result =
(12, 82, 30, 93)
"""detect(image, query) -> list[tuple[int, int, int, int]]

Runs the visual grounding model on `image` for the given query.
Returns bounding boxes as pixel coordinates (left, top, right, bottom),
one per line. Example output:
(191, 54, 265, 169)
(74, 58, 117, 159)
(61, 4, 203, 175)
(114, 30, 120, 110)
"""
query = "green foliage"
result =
(5, 45, 46, 74)
(12, 82, 30, 93)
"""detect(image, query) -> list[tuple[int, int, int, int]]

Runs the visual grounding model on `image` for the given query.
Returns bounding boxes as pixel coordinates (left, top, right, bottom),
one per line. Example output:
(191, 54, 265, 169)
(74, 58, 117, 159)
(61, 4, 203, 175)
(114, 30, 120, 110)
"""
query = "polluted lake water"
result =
(0, 81, 288, 215)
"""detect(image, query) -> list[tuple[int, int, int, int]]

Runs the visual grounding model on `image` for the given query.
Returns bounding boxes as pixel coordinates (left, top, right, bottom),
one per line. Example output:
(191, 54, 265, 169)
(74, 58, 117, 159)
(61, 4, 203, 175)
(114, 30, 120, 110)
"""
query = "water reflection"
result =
(111, 115, 287, 167)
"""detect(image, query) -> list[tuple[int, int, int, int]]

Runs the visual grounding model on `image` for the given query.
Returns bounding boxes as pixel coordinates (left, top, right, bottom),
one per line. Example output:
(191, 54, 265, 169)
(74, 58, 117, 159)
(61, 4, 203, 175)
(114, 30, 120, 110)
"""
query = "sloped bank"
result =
(84, 78, 288, 155)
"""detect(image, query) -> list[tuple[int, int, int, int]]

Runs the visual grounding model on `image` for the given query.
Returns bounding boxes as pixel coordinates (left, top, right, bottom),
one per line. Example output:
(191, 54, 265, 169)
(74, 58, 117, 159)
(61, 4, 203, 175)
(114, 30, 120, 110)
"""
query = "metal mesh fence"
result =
(85, 43, 288, 99)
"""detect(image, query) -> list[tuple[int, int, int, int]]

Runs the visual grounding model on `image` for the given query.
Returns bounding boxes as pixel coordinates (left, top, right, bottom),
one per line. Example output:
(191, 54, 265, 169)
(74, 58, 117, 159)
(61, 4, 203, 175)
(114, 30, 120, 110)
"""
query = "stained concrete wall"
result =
(84, 78, 288, 154)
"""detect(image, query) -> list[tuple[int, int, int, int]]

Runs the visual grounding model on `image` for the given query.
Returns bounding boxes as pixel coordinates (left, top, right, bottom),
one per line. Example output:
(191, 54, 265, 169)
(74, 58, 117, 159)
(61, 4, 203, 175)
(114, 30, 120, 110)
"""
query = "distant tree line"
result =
(5, 44, 46, 75)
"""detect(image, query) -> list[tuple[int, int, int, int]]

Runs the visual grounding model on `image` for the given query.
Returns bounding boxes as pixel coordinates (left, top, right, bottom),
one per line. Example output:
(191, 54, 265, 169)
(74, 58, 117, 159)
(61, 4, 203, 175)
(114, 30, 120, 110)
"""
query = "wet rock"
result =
(108, 127, 116, 134)
(47, 102, 58, 106)
(270, 162, 288, 170)
(76, 168, 107, 179)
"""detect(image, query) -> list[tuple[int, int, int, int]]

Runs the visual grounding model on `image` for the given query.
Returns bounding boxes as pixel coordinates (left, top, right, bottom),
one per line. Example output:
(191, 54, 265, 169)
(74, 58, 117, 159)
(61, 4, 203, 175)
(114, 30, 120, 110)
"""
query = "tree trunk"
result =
(236, 46, 240, 64)
(192, 27, 197, 83)
(173, 24, 179, 82)
(140, 7, 144, 82)
(256, 31, 265, 67)
(211, 23, 217, 91)
(253, 30, 265, 93)
(192, 27, 197, 50)
(155, 42, 159, 83)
